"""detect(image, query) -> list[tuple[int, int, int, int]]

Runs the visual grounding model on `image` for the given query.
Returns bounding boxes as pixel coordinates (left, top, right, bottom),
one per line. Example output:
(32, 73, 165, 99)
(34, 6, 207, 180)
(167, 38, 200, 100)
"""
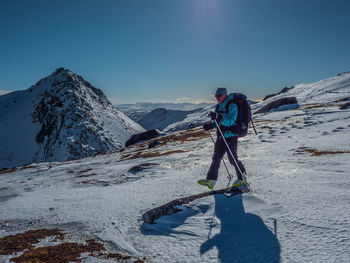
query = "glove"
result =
(203, 123, 213, 131)
(208, 111, 218, 120)
(208, 111, 222, 122)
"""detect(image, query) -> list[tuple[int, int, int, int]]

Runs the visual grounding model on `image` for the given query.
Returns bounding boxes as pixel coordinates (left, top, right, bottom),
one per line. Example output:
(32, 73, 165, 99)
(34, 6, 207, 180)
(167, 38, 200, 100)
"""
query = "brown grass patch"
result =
(10, 239, 104, 263)
(0, 229, 146, 263)
(78, 168, 92, 174)
(295, 147, 350, 156)
(119, 128, 210, 161)
(121, 149, 188, 161)
(105, 253, 147, 262)
(126, 127, 209, 151)
(0, 228, 64, 255)
(76, 173, 97, 178)
(0, 168, 17, 175)
(79, 179, 97, 185)
(301, 101, 347, 110)
(164, 128, 210, 144)
(301, 103, 333, 110)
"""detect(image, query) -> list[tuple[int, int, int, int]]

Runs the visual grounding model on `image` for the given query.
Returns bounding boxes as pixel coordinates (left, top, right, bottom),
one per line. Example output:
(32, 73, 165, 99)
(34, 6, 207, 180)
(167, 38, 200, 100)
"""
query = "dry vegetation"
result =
(0, 228, 146, 263)
(120, 149, 188, 161)
(120, 127, 210, 161)
(301, 103, 336, 110)
(127, 127, 210, 150)
(295, 147, 350, 156)
(0, 228, 64, 256)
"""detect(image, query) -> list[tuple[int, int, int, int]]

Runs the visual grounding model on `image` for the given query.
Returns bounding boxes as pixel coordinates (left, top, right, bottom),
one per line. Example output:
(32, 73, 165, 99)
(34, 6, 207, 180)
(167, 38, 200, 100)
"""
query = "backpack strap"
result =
(225, 99, 235, 114)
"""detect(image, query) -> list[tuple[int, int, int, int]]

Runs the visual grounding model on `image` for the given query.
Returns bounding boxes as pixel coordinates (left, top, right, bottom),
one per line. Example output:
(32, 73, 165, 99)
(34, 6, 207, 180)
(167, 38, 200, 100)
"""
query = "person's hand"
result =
(203, 123, 213, 131)
(208, 112, 222, 122)
(208, 111, 218, 120)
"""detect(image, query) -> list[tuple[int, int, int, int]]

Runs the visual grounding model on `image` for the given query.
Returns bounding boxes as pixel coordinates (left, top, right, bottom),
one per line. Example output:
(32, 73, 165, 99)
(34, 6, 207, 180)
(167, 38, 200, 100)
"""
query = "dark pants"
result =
(207, 136, 246, 181)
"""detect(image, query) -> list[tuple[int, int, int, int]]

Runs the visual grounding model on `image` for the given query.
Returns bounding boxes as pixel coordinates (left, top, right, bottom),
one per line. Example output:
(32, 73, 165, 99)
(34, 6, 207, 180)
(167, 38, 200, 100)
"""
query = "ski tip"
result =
(224, 186, 251, 198)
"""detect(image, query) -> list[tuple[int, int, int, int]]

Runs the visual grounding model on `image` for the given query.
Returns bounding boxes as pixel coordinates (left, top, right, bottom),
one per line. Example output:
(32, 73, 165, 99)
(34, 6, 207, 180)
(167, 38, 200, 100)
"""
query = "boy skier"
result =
(198, 87, 247, 190)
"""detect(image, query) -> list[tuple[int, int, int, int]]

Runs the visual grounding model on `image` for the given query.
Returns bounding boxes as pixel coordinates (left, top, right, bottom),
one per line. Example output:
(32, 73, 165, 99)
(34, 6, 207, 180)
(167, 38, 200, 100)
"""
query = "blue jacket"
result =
(213, 93, 238, 138)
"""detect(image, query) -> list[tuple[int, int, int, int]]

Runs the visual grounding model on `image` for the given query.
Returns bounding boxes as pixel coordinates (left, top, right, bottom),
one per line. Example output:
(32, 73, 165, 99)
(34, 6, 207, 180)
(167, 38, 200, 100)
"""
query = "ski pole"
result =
(251, 118, 258, 135)
(206, 129, 233, 188)
(214, 119, 244, 177)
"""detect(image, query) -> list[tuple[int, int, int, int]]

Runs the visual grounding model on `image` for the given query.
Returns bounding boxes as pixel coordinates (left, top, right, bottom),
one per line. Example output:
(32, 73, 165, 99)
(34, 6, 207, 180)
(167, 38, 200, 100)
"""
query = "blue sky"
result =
(1, 0, 350, 103)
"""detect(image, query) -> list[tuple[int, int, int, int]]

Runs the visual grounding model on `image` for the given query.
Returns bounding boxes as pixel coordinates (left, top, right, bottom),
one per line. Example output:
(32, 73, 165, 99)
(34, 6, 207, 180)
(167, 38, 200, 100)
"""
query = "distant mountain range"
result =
(0, 68, 144, 169)
(116, 102, 213, 122)
(137, 108, 203, 131)
(2, 69, 349, 170)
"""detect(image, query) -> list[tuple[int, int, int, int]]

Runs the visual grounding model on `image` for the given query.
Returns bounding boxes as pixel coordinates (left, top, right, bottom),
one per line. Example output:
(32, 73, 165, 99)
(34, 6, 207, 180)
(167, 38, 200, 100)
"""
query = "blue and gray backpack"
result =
(216, 93, 252, 137)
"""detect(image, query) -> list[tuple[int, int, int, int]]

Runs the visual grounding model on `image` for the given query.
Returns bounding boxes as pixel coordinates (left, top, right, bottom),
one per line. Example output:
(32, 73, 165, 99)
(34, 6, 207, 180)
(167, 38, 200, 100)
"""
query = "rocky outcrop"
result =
(340, 102, 350, 110)
(254, 97, 298, 114)
(125, 129, 161, 147)
(263, 86, 294, 101)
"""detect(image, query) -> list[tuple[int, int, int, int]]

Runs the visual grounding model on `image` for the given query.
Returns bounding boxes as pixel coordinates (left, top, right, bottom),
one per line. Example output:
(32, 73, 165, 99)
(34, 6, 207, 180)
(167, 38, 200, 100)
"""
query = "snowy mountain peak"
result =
(0, 69, 145, 169)
(29, 67, 107, 105)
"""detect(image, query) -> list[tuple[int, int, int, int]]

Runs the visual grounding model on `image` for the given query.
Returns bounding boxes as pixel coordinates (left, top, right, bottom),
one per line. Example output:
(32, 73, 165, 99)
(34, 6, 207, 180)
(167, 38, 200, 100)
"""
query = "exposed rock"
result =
(263, 86, 294, 101)
(334, 97, 350, 103)
(339, 102, 350, 110)
(337, 71, 350, 76)
(148, 139, 161, 149)
(255, 97, 298, 114)
(125, 129, 161, 147)
(128, 163, 159, 173)
(263, 94, 276, 101)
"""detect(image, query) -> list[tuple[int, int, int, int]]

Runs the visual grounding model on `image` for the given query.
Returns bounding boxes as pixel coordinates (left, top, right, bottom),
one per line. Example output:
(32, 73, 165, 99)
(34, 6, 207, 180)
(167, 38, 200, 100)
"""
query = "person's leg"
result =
(226, 136, 246, 180)
(207, 137, 226, 181)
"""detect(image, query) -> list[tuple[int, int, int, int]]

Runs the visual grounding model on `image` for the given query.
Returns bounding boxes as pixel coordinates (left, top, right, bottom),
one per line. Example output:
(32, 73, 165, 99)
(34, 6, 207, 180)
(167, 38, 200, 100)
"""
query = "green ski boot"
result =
(197, 179, 216, 189)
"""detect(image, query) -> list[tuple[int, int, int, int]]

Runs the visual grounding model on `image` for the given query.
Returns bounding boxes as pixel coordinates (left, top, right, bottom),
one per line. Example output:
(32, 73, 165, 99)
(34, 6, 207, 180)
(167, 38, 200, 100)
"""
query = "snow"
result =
(1, 73, 350, 262)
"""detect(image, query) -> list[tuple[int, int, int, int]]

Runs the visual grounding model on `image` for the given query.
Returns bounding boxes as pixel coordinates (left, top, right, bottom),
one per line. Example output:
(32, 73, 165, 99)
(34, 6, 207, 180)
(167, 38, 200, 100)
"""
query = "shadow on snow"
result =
(200, 194, 280, 263)
(141, 194, 280, 263)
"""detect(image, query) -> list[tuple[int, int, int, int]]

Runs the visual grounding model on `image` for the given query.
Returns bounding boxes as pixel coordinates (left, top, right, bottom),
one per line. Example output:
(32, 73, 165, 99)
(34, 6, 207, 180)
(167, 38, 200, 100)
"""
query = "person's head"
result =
(215, 87, 227, 103)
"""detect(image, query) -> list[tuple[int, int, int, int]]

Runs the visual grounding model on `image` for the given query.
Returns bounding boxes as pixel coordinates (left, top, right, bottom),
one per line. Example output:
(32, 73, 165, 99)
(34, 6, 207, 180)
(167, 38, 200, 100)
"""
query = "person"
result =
(198, 87, 247, 190)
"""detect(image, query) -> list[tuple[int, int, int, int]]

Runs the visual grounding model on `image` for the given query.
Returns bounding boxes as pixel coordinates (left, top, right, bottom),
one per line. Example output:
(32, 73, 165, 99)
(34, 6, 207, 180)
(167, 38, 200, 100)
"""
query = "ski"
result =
(224, 186, 250, 198)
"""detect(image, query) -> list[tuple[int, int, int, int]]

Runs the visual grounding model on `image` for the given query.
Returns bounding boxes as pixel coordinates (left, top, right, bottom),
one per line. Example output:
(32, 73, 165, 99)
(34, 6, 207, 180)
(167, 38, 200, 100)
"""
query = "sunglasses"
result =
(215, 94, 225, 98)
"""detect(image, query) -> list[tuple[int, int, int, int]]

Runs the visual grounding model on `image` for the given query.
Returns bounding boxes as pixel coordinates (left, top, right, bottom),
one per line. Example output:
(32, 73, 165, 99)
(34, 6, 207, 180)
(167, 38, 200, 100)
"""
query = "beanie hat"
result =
(215, 87, 227, 96)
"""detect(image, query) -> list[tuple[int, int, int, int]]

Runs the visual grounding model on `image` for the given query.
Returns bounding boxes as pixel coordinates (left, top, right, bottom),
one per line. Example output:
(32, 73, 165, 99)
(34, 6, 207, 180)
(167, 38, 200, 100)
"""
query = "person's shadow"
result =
(200, 194, 280, 263)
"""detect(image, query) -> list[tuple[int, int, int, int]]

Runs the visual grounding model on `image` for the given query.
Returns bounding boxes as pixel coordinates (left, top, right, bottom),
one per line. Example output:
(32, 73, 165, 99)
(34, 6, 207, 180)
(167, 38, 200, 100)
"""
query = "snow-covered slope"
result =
(0, 72, 349, 262)
(164, 73, 350, 132)
(0, 68, 144, 169)
(255, 72, 350, 110)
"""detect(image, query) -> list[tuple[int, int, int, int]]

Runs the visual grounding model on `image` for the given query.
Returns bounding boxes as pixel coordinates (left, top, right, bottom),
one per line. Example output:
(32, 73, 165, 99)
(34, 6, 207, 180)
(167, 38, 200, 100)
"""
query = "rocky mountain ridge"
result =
(0, 68, 144, 169)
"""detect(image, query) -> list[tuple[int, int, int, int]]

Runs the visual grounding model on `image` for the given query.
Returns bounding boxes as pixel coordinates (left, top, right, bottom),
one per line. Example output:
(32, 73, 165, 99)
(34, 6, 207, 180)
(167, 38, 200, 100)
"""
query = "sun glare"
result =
(193, 0, 220, 32)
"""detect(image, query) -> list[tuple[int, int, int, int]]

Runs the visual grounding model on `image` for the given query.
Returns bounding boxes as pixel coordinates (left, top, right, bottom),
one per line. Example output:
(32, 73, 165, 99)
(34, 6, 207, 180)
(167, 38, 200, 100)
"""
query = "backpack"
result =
(216, 93, 252, 138)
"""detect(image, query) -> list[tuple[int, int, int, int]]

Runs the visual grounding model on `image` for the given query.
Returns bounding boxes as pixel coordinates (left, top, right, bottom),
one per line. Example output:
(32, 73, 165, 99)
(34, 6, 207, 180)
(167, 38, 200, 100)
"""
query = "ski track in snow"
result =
(1, 75, 350, 262)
